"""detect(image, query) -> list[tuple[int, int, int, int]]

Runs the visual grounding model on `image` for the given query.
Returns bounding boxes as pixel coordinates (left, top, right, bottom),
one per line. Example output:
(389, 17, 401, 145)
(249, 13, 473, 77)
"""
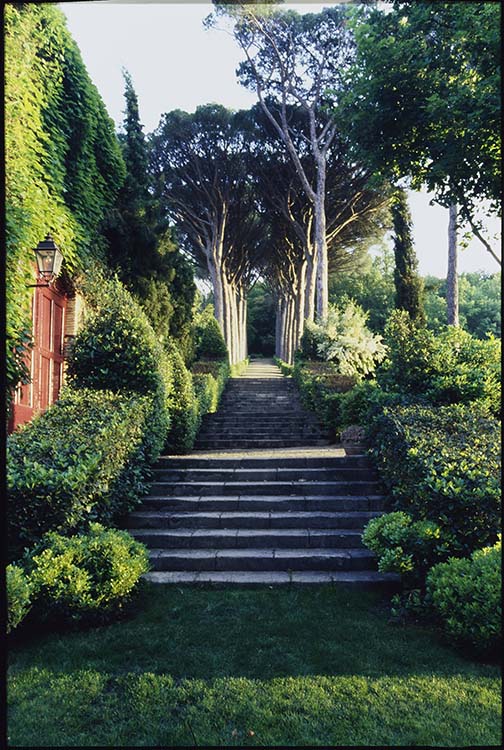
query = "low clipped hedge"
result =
(164, 343, 199, 454)
(192, 359, 230, 415)
(292, 360, 356, 437)
(427, 537, 501, 654)
(369, 402, 500, 556)
(25, 524, 149, 624)
(7, 388, 164, 552)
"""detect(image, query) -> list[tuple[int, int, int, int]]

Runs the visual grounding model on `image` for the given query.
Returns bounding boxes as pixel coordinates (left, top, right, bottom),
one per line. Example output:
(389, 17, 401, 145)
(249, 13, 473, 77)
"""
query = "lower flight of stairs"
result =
(127, 454, 399, 587)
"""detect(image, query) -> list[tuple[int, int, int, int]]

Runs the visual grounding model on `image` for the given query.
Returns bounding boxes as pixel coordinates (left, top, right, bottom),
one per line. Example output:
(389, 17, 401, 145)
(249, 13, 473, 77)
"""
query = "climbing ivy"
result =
(5, 4, 125, 399)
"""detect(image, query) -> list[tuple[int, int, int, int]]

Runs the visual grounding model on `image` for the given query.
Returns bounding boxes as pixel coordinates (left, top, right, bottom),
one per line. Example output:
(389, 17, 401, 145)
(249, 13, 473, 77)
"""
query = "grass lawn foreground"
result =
(8, 584, 501, 747)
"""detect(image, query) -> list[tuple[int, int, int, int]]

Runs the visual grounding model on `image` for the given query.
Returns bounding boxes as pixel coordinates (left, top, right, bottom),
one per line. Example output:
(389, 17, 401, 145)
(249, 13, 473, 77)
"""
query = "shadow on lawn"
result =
(8, 583, 499, 681)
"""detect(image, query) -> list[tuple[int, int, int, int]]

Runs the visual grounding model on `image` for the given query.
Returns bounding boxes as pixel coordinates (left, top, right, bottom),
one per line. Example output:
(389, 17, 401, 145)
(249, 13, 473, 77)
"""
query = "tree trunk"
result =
(275, 298, 282, 358)
(208, 258, 224, 333)
(295, 260, 307, 352)
(314, 174, 328, 320)
(447, 203, 459, 327)
(304, 253, 317, 323)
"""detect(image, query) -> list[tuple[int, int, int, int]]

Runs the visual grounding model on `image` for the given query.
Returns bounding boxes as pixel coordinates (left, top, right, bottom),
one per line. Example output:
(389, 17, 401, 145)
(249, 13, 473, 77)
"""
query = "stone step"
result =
(153, 467, 379, 482)
(194, 439, 330, 449)
(148, 480, 381, 497)
(196, 428, 324, 438)
(148, 547, 376, 571)
(130, 527, 365, 549)
(143, 570, 401, 587)
(155, 456, 373, 469)
(139, 495, 387, 512)
(128, 510, 381, 530)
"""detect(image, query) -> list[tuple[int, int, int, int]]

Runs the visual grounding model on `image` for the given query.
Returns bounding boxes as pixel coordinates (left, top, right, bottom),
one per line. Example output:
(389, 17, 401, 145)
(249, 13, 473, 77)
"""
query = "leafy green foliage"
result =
(302, 301, 387, 377)
(247, 282, 276, 356)
(194, 306, 228, 360)
(292, 361, 356, 436)
(67, 273, 172, 407)
(192, 360, 230, 414)
(427, 537, 502, 654)
(26, 524, 149, 623)
(380, 310, 501, 415)
(164, 343, 199, 454)
(7, 389, 162, 552)
(369, 403, 500, 556)
(5, 4, 125, 397)
(424, 272, 501, 338)
(390, 189, 425, 323)
(329, 246, 395, 333)
(7, 564, 32, 634)
(362, 511, 450, 587)
(341, 2, 500, 224)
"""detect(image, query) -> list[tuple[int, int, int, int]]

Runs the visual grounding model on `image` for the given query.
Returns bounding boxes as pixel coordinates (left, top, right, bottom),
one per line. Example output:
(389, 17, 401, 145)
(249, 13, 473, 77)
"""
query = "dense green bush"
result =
(339, 380, 420, 428)
(164, 343, 199, 454)
(26, 524, 149, 623)
(301, 301, 387, 377)
(7, 389, 162, 551)
(7, 564, 32, 634)
(380, 310, 501, 414)
(370, 403, 500, 555)
(194, 306, 228, 360)
(192, 359, 230, 414)
(67, 274, 172, 404)
(427, 538, 502, 654)
(292, 361, 356, 436)
(362, 511, 450, 586)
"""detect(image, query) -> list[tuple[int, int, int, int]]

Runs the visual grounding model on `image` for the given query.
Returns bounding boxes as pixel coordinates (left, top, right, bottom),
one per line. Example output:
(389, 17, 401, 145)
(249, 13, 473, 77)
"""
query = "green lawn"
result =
(8, 584, 501, 747)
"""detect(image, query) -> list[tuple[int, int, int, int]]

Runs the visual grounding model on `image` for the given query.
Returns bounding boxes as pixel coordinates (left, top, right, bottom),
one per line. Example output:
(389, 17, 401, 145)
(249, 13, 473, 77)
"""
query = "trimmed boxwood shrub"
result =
(362, 511, 450, 587)
(164, 342, 199, 454)
(66, 274, 173, 444)
(427, 537, 501, 654)
(192, 359, 230, 414)
(7, 563, 32, 634)
(194, 306, 228, 360)
(26, 524, 149, 623)
(7, 388, 162, 551)
(369, 402, 500, 555)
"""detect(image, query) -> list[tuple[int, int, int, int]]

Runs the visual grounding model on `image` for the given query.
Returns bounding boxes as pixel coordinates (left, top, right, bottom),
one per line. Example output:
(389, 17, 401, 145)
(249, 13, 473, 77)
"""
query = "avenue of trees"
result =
(6, 1, 500, 378)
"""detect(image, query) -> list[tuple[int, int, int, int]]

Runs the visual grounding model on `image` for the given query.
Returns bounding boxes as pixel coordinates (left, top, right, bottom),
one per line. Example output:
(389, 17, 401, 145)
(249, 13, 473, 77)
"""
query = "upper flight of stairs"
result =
(194, 360, 328, 449)
(127, 360, 399, 587)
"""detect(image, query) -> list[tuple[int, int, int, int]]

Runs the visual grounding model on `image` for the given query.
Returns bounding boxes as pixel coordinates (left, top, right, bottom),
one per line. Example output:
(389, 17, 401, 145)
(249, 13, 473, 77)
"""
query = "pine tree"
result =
(391, 189, 425, 324)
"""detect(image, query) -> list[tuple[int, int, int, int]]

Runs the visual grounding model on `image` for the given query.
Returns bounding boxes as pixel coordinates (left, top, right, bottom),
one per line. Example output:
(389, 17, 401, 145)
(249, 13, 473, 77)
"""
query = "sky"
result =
(60, 0, 501, 278)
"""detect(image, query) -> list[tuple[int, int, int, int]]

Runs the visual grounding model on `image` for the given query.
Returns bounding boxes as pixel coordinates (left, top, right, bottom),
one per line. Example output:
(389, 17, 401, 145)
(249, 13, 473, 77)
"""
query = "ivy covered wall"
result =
(5, 3, 126, 394)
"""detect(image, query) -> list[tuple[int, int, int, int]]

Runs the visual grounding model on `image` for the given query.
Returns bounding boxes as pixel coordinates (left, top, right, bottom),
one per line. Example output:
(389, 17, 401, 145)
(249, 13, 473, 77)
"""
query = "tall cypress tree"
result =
(104, 70, 195, 348)
(391, 189, 425, 324)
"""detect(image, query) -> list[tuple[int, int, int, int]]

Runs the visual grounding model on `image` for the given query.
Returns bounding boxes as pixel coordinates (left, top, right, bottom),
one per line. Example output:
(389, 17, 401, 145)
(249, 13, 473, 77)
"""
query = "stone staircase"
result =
(194, 360, 328, 449)
(128, 359, 399, 587)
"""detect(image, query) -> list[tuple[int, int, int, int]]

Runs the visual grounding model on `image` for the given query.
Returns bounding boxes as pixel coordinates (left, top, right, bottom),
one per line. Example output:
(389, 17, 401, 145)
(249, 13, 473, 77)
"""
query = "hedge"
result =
(292, 360, 356, 437)
(427, 537, 501, 654)
(25, 523, 149, 623)
(164, 343, 199, 454)
(7, 388, 164, 553)
(369, 402, 500, 556)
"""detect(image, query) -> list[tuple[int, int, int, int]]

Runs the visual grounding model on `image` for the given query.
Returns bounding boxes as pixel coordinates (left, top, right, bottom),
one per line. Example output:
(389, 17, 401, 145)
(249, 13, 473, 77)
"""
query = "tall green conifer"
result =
(391, 189, 425, 324)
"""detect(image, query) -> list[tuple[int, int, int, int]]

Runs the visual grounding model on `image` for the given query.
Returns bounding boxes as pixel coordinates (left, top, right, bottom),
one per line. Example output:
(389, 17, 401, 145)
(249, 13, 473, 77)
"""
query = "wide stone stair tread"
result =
(143, 570, 400, 586)
(152, 467, 379, 481)
(147, 547, 377, 572)
(127, 509, 382, 529)
(139, 495, 387, 512)
(130, 527, 367, 549)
